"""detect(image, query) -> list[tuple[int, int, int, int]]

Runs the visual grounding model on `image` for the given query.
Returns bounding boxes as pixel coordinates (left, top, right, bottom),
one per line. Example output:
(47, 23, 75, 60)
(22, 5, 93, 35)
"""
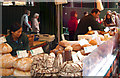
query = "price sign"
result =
(30, 47, 44, 56)
(17, 50, 28, 58)
(84, 45, 97, 53)
(78, 39, 89, 46)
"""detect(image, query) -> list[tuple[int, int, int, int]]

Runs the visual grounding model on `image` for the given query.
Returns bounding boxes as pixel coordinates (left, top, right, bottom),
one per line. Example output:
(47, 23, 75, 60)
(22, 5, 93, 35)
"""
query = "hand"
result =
(39, 22, 40, 24)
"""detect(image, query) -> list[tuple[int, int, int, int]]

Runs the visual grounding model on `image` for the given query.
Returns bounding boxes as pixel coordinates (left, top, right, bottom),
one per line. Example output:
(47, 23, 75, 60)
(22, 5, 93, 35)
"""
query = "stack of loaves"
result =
(0, 36, 15, 76)
(31, 53, 58, 77)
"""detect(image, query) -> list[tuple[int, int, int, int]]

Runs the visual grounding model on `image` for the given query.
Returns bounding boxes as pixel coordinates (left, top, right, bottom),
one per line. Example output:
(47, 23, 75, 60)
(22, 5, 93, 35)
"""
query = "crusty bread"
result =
(13, 69, 31, 76)
(0, 53, 16, 68)
(0, 43, 12, 54)
(0, 68, 14, 76)
(13, 58, 33, 72)
(71, 44, 82, 51)
(58, 41, 71, 47)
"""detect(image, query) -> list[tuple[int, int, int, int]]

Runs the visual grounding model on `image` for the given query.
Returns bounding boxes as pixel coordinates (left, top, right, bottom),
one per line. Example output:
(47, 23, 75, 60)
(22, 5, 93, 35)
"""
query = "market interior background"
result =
(1, 1, 120, 49)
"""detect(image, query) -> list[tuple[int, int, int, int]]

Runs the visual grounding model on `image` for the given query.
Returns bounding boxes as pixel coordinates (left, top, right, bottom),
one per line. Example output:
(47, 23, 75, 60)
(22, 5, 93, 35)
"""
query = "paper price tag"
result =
(72, 53, 79, 63)
(17, 50, 28, 58)
(30, 47, 44, 56)
(84, 45, 97, 53)
(104, 27, 109, 32)
(78, 39, 89, 46)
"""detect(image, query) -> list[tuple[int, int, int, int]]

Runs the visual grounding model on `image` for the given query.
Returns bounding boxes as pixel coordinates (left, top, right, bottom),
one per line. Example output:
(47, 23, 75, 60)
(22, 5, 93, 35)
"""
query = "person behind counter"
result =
(76, 8, 105, 35)
(6, 22, 30, 56)
(68, 11, 78, 41)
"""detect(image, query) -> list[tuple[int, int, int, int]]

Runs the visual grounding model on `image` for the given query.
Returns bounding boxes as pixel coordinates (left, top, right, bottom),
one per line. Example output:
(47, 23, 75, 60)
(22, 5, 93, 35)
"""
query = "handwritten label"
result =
(84, 45, 97, 53)
(17, 50, 28, 58)
(30, 47, 44, 56)
(78, 39, 89, 46)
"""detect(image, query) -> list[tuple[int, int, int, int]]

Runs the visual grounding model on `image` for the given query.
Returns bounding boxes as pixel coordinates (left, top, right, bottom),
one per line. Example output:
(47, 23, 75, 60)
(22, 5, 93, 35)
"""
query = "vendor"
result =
(76, 8, 105, 35)
(6, 22, 30, 56)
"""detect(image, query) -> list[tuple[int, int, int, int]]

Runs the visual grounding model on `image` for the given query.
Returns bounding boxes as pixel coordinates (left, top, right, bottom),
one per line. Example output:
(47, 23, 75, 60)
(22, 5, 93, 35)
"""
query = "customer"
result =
(21, 10, 32, 33)
(103, 13, 116, 27)
(32, 13, 40, 34)
(68, 11, 78, 41)
(76, 8, 105, 35)
(6, 22, 30, 56)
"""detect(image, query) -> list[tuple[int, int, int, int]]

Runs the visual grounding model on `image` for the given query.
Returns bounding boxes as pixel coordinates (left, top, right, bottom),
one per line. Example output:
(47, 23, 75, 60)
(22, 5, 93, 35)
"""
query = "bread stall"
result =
(0, 27, 119, 77)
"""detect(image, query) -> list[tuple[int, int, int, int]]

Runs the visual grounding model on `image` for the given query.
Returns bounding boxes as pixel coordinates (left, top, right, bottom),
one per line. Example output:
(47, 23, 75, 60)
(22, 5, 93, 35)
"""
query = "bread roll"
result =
(13, 58, 33, 71)
(58, 41, 71, 47)
(71, 44, 82, 51)
(0, 68, 14, 76)
(0, 43, 12, 54)
(0, 53, 16, 68)
(13, 69, 31, 76)
(89, 39, 97, 45)
(55, 45, 64, 51)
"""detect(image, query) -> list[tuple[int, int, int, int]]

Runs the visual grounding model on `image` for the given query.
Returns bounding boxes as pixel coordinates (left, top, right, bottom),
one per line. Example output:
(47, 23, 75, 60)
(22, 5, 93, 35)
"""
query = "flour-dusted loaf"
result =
(58, 40, 71, 47)
(13, 58, 33, 71)
(13, 69, 31, 76)
(71, 43, 82, 51)
(0, 43, 12, 54)
(0, 53, 16, 68)
(0, 68, 14, 76)
(46, 53, 55, 68)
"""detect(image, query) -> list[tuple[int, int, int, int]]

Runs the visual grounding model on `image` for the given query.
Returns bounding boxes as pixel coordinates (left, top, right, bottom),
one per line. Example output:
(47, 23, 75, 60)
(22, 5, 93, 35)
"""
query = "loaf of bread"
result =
(64, 46, 73, 52)
(71, 44, 82, 51)
(89, 39, 97, 45)
(13, 58, 33, 71)
(58, 41, 71, 47)
(53, 53, 63, 68)
(46, 54, 55, 68)
(13, 69, 31, 76)
(0, 43, 12, 54)
(55, 45, 64, 51)
(0, 68, 14, 76)
(60, 61, 82, 73)
(0, 53, 16, 68)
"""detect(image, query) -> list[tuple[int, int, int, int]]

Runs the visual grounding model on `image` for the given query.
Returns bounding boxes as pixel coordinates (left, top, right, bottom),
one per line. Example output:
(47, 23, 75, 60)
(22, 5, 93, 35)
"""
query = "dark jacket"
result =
(6, 32, 30, 56)
(68, 16, 78, 33)
(76, 14, 105, 35)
